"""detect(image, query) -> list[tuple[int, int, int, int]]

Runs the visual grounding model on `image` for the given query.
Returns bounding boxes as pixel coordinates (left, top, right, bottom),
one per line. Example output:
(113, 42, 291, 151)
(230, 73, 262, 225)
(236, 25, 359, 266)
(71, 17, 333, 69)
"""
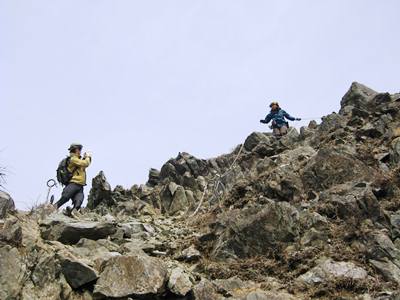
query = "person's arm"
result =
(260, 113, 273, 124)
(70, 156, 91, 168)
(282, 110, 297, 121)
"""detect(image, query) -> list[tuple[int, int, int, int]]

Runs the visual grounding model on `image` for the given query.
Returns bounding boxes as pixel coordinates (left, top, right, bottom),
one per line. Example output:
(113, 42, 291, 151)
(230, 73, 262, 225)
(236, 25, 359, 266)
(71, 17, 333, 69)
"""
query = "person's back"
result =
(260, 101, 301, 137)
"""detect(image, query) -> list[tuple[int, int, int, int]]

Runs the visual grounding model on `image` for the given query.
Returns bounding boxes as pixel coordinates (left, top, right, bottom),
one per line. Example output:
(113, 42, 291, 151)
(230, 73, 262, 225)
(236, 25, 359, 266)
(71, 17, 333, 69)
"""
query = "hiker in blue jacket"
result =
(260, 102, 301, 137)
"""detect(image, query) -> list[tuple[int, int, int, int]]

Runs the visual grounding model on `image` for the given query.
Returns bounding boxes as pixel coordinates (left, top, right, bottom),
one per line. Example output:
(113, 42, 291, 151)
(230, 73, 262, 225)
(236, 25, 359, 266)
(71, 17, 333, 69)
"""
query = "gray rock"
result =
(60, 255, 98, 289)
(370, 258, 400, 284)
(0, 191, 15, 219)
(87, 171, 113, 209)
(40, 214, 117, 244)
(192, 279, 220, 300)
(178, 245, 202, 262)
(391, 213, 400, 239)
(147, 168, 160, 186)
(30, 250, 59, 288)
(160, 182, 190, 215)
(302, 148, 376, 192)
(94, 253, 167, 298)
(357, 122, 384, 138)
(159, 152, 208, 185)
(298, 259, 368, 286)
(0, 217, 22, 247)
(243, 290, 296, 300)
(340, 82, 378, 114)
(317, 184, 385, 222)
(0, 246, 26, 299)
(212, 202, 300, 259)
(366, 231, 400, 264)
(167, 267, 192, 296)
(390, 137, 400, 165)
(169, 185, 189, 215)
(244, 132, 272, 151)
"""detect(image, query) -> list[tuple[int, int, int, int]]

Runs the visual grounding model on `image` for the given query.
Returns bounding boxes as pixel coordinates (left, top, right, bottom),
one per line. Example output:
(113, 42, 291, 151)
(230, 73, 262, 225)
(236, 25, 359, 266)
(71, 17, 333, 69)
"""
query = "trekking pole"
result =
(299, 117, 322, 121)
(46, 179, 57, 203)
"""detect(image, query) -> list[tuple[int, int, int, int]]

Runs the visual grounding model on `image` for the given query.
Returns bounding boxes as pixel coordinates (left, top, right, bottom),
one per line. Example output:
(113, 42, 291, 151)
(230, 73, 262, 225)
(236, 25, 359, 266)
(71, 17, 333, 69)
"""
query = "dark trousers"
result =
(55, 183, 84, 210)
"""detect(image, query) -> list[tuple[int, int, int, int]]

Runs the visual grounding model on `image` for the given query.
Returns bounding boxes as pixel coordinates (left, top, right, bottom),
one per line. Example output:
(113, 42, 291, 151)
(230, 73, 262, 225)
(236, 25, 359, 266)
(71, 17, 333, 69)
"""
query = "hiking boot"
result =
(63, 206, 72, 217)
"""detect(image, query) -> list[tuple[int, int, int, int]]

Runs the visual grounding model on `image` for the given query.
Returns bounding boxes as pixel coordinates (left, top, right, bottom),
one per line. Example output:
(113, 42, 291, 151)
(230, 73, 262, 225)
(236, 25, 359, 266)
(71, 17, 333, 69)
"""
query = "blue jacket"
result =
(264, 108, 296, 128)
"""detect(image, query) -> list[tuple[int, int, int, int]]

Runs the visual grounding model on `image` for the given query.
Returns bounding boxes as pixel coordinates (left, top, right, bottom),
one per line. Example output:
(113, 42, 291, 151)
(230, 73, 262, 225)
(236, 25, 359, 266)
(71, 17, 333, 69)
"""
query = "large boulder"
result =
(40, 214, 117, 244)
(0, 191, 15, 219)
(211, 202, 300, 259)
(0, 246, 26, 299)
(244, 132, 272, 151)
(369, 258, 400, 284)
(297, 259, 368, 286)
(366, 231, 400, 263)
(302, 148, 376, 192)
(160, 182, 192, 215)
(87, 171, 113, 209)
(316, 183, 385, 222)
(59, 254, 98, 289)
(167, 267, 192, 296)
(0, 217, 22, 247)
(94, 253, 168, 298)
(192, 279, 220, 300)
(365, 231, 400, 284)
(261, 146, 315, 202)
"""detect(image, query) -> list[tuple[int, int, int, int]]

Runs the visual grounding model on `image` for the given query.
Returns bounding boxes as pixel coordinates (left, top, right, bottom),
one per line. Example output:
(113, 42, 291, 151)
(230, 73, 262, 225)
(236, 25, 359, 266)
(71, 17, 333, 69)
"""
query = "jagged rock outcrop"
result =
(2, 82, 400, 299)
(87, 171, 113, 209)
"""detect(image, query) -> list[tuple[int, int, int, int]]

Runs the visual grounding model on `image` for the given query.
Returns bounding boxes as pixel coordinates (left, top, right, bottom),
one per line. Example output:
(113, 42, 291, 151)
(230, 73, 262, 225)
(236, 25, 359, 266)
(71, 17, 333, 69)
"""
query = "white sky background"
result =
(1, 1, 399, 209)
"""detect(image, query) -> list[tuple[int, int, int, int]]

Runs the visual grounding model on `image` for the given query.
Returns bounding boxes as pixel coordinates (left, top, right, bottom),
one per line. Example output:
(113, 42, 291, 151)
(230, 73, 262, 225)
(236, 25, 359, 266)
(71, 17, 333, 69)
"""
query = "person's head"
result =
(270, 101, 280, 111)
(68, 143, 83, 156)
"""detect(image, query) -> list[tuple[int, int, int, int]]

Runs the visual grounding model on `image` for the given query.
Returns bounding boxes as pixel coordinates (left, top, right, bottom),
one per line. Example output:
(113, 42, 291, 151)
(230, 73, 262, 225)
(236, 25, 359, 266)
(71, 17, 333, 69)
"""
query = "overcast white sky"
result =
(1, 1, 399, 209)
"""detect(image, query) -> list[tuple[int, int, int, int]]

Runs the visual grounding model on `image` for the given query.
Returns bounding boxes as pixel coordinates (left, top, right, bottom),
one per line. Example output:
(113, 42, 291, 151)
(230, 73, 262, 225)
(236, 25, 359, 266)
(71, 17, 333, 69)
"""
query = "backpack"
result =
(56, 157, 75, 185)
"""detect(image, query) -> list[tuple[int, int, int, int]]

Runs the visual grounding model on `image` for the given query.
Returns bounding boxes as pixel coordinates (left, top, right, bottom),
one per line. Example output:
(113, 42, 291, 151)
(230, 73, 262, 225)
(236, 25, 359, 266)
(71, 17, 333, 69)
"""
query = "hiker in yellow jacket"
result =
(55, 143, 92, 216)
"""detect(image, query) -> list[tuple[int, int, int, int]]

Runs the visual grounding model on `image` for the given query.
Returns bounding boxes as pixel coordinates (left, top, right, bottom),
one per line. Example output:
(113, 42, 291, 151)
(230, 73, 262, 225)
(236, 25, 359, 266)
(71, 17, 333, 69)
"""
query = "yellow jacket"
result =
(68, 153, 91, 186)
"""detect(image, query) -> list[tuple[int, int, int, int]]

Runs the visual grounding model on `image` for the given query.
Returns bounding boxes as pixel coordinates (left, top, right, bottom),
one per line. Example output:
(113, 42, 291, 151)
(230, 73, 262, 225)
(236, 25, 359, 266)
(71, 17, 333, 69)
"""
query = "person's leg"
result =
(273, 127, 280, 136)
(55, 184, 77, 208)
(72, 186, 84, 210)
(280, 125, 288, 135)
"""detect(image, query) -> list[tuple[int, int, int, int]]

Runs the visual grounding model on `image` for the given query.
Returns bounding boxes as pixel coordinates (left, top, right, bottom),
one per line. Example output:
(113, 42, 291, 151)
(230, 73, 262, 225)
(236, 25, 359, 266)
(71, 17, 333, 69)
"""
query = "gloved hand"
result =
(295, 118, 301, 121)
(84, 152, 93, 158)
(260, 119, 267, 124)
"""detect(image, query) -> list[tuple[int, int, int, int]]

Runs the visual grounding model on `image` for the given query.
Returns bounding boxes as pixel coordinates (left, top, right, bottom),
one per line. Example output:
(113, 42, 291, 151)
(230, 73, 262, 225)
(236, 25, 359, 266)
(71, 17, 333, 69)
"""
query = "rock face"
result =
(2, 82, 400, 300)
(0, 191, 15, 219)
(94, 253, 167, 298)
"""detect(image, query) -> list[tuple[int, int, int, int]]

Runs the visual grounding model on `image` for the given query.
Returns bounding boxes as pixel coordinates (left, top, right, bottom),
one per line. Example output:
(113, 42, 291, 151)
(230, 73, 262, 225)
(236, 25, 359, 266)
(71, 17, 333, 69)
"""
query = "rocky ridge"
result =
(1, 82, 400, 299)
